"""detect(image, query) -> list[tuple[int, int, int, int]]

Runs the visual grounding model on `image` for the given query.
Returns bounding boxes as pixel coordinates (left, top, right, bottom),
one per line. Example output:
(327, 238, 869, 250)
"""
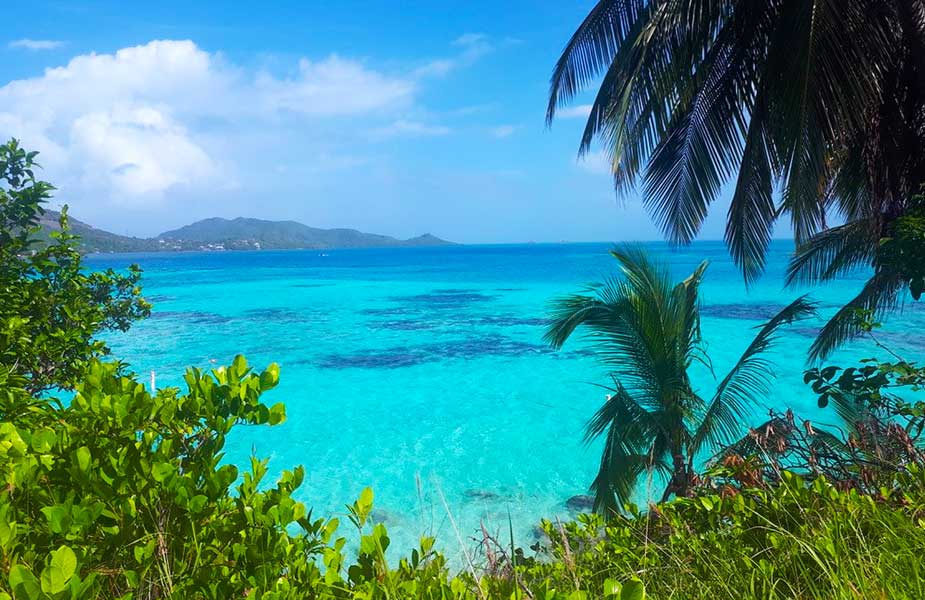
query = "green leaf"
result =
(41, 505, 70, 534)
(260, 363, 280, 390)
(30, 428, 56, 453)
(9, 564, 41, 600)
(151, 462, 175, 482)
(40, 545, 77, 595)
(232, 354, 248, 376)
(358, 487, 374, 510)
(268, 402, 286, 425)
(76, 446, 91, 472)
(621, 579, 645, 600)
(189, 495, 208, 514)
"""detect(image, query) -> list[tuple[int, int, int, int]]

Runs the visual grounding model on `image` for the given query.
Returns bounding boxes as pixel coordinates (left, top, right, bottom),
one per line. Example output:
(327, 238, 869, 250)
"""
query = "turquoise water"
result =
(86, 241, 923, 559)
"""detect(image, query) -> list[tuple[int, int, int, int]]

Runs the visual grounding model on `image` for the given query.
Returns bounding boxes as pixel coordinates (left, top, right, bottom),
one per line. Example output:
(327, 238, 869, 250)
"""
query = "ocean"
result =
(86, 240, 924, 560)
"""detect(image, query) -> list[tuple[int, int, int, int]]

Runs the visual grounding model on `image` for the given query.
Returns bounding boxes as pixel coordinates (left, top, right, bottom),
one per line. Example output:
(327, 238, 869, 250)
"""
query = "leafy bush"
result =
(0, 354, 652, 600)
(0, 139, 149, 394)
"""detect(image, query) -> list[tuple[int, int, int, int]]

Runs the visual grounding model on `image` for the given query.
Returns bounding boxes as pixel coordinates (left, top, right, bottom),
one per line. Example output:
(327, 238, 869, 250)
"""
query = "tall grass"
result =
(505, 470, 925, 599)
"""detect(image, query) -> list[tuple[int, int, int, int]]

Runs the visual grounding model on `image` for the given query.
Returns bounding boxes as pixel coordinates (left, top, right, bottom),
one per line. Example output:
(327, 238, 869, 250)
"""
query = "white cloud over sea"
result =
(0, 39, 458, 205)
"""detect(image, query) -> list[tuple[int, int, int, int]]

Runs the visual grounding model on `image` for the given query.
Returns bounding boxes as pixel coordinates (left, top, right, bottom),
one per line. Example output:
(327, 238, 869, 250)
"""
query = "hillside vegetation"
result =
(39, 211, 453, 254)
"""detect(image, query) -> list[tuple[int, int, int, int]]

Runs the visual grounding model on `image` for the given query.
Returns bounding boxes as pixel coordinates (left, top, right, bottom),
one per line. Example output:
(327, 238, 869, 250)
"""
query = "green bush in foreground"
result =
(4, 355, 925, 599)
(0, 355, 646, 599)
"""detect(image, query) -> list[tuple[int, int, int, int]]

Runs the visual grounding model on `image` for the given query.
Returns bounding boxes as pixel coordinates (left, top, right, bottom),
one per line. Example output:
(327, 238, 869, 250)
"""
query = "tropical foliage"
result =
(544, 247, 814, 511)
(0, 139, 149, 394)
(715, 312, 925, 495)
(536, 470, 925, 600)
(0, 127, 923, 597)
(547, 0, 925, 358)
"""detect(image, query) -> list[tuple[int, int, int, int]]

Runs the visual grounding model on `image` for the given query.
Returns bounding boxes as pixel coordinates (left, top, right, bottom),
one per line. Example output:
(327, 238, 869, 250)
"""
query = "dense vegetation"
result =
(3, 136, 924, 598)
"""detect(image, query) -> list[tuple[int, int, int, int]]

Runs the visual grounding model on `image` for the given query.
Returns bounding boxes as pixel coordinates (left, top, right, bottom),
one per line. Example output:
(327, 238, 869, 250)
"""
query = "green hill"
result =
(159, 217, 452, 250)
(38, 212, 453, 253)
(38, 211, 161, 253)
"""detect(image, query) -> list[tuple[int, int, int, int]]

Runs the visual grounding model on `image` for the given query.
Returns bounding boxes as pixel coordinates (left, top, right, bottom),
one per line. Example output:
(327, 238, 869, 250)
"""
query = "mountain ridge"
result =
(39, 211, 454, 253)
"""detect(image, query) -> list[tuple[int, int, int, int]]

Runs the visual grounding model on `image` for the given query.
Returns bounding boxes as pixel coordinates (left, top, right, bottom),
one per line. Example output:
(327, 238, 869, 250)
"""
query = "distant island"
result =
(39, 212, 454, 253)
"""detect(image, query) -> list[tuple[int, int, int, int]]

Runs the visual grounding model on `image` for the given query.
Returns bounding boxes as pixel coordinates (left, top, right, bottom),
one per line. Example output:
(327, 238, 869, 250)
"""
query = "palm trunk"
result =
(661, 451, 690, 502)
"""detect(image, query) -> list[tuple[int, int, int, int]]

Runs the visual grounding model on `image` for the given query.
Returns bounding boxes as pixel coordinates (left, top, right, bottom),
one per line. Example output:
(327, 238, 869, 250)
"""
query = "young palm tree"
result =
(547, 0, 925, 359)
(545, 247, 814, 513)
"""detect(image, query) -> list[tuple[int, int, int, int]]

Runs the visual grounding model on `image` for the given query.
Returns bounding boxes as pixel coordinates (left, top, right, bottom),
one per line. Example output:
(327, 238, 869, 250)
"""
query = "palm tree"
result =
(545, 247, 814, 513)
(547, 0, 925, 360)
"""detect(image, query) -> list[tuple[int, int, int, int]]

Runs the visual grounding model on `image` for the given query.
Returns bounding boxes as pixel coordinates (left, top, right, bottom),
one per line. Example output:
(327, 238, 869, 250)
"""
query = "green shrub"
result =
(0, 355, 650, 600)
(0, 139, 149, 395)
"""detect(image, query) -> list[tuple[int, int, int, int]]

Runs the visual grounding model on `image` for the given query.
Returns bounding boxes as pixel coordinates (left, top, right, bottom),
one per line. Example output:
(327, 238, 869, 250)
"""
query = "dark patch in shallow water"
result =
(370, 320, 437, 331)
(560, 348, 597, 359)
(360, 307, 419, 317)
(318, 350, 428, 369)
(875, 329, 925, 350)
(792, 327, 822, 339)
(369, 314, 549, 331)
(470, 315, 551, 327)
(150, 310, 233, 325)
(240, 308, 307, 323)
(565, 495, 595, 512)
(293, 283, 330, 288)
(318, 335, 551, 370)
(464, 489, 502, 501)
(701, 302, 787, 321)
(389, 289, 495, 307)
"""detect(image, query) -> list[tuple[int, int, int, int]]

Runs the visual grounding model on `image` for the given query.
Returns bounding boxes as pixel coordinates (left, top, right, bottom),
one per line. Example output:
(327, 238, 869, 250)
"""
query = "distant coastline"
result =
(40, 211, 454, 254)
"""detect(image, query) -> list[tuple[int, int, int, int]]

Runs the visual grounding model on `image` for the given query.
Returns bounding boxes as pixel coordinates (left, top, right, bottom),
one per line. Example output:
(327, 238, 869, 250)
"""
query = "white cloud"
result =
(557, 104, 593, 119)
(257, 56, 414, 116)
(70, 107, 216, 198)
(8, 39, 64, 51)
(490, 125, 516, 138)
(413, 59, 456, 78)
(415, 33, 494, 78)
(371, 120, 451, 139)
(576, 151, 613, 176)
(0, 40, 420, 203)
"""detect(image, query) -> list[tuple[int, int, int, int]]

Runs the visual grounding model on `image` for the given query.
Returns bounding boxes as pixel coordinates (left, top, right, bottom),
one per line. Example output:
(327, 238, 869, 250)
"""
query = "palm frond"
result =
(546, 0, 647, 124)
(691, 296, 817, 455)
(785, 218, 880, 285)
(584, 382, 665, 511)
(643, 6, 762, 245)
(726, 109, 776, 284)
(808, 271, 904, 362)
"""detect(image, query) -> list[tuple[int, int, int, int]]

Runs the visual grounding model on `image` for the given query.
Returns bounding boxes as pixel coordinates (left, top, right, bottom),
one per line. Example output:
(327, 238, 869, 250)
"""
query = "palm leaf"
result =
(586, 384, 669, 511)
(785, 218, 880, 285)
(691, 296, 817, 455)
(546, 0, 647, 124)
(808, 270, 904, 362)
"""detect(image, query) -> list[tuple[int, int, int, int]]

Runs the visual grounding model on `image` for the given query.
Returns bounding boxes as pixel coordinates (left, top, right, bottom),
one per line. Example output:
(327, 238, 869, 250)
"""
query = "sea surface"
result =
(87, 241, 924, 560)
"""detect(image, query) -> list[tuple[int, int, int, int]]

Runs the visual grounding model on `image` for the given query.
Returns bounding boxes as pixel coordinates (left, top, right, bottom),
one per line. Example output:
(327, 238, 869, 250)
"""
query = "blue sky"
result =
(0, 0, 737, 243)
